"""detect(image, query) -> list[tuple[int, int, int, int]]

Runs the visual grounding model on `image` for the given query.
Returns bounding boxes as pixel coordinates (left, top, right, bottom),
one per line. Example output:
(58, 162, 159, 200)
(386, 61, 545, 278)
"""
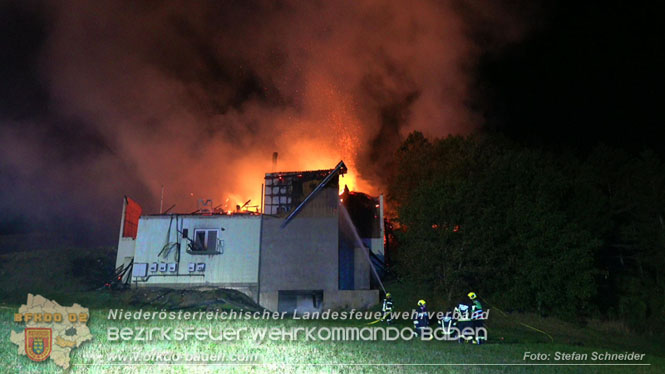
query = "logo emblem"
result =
(25, 328, 52, 362)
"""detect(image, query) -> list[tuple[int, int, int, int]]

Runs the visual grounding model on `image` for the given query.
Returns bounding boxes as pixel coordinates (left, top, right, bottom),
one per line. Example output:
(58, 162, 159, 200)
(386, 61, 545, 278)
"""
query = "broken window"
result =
(191, 229, 220, 252)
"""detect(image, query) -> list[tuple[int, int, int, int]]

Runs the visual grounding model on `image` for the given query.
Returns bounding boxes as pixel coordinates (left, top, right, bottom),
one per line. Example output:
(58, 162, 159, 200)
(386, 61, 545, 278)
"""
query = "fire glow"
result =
(0, 0, 499, 229)
(218, 151, 368, 214)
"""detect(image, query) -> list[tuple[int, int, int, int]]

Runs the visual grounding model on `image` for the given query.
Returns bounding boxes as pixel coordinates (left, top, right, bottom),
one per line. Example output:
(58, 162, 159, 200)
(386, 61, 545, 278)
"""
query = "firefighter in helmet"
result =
(468, 292, 482, 315)
(468, 291, 486, 344)
(382, 292, 394, 324)
(413, 299, 429, 336)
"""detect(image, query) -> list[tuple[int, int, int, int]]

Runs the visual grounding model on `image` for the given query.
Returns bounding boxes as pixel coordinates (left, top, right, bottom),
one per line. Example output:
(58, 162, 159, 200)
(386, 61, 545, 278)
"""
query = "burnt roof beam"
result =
(279, 160, 346, 229)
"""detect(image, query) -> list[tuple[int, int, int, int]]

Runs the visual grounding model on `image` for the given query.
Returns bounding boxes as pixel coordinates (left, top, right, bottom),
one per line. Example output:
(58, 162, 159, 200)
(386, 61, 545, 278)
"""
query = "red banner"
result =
(122, 196, 142, 239)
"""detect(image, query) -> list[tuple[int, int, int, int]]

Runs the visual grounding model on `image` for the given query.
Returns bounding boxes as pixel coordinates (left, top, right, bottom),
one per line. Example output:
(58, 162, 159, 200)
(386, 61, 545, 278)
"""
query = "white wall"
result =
(130, 215, 261, 290)
(116, 238, 136, 269)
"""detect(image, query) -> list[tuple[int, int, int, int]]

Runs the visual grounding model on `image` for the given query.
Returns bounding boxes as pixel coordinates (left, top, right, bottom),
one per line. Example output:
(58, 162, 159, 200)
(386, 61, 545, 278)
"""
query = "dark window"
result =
(207, 230, 217, 251)
(191, 229, 219, 252)
(195, 231, 206, 251)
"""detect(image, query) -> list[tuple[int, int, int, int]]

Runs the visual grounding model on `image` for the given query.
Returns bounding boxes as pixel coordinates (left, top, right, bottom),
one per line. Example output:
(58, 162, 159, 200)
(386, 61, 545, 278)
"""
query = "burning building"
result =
(114, 161, 384, 312)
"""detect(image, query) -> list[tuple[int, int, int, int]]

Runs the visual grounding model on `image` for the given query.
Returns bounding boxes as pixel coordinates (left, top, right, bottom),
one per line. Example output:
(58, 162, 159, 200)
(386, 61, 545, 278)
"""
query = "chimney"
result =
(272, 152, 279, 171)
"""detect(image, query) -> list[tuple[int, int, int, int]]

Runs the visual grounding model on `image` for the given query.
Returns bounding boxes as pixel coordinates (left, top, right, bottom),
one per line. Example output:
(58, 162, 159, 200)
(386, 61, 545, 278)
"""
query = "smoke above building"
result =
(0, 0, 531, 244)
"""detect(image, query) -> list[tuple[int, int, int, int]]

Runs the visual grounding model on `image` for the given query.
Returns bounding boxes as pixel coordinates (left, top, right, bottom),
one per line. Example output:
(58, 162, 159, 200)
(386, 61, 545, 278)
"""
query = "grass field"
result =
(2, 288, 664, 373)
(1, 247, 664, 373)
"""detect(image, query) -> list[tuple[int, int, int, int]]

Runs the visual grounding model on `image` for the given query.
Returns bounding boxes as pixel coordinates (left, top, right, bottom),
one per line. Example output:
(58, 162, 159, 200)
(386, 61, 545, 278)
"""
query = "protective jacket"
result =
(382, 298, 394, 323)
(471, 299, 483, 320)
(414, 305, 429, 328)
(382, 298, 394, 313)
(454, 303, 471, 321)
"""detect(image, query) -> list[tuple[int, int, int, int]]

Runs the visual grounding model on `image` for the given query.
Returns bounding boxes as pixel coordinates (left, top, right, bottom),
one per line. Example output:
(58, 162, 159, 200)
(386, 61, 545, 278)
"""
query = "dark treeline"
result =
(388, 132, 665, 332)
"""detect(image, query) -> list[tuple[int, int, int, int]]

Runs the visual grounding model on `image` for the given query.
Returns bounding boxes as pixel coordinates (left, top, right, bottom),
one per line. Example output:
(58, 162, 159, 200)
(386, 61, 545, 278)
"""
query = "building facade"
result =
(115, 162, 380, 312)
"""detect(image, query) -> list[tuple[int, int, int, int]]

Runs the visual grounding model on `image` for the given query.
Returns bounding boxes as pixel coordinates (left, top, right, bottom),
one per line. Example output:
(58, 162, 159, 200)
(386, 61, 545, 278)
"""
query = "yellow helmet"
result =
(468, 292, 477, 300)
(417, 299, 426, 306)
(385, 292, 392, 298)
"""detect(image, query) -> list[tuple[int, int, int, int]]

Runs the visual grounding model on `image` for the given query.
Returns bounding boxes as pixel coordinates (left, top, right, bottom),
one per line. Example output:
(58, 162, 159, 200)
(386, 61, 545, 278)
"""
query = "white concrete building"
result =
(115, 162, 382, 312)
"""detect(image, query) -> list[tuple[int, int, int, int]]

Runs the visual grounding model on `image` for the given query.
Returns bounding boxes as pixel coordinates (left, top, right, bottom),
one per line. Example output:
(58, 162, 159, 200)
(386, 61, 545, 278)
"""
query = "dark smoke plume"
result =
(0, 0, 532, 245)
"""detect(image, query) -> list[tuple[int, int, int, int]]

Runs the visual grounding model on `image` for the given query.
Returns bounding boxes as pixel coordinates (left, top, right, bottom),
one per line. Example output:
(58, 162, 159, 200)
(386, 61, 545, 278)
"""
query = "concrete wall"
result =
(260, 290, 378, 312)
(129, 215, 261, 299)
(338, 203, 373, 291)
(353, 246, 370, 290)
(259, 216, 339, 291)
(116, 238, 136, 277)
(369, 238, 384, 258)
(259, 291, 279, 312)
(259, 183, 340, 308)
(323, 290, 379, 310)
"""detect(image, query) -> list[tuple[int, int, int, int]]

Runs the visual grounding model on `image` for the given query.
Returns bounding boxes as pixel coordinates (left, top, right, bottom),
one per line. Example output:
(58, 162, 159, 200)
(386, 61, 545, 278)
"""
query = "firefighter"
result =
(454, 300, 473, 343)
(468, 292, 486, 344)
(413, 299, 429, 336)
(468, 292, 483, 317)
(382, 293, 394, 324)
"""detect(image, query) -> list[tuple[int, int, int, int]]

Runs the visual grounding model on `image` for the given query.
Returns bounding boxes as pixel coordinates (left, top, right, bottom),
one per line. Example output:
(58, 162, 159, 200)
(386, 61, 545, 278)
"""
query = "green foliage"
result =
(390, 133, 665, 330)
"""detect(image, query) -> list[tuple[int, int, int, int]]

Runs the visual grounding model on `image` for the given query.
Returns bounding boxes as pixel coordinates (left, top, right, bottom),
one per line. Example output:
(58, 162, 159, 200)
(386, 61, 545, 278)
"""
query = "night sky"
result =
(474, 1, 665, 151)
(1, 1, 663, 247)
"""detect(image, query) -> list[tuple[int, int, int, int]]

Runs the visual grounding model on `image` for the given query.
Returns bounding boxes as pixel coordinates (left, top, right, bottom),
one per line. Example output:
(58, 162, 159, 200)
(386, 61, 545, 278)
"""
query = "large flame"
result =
(217, 142, 372, 213)
(210, 74, 375, 212)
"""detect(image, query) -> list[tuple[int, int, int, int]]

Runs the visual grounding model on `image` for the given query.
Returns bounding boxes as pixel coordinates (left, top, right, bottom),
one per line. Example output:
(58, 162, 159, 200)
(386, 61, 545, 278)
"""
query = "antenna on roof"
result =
(272, 152, 279, 172)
